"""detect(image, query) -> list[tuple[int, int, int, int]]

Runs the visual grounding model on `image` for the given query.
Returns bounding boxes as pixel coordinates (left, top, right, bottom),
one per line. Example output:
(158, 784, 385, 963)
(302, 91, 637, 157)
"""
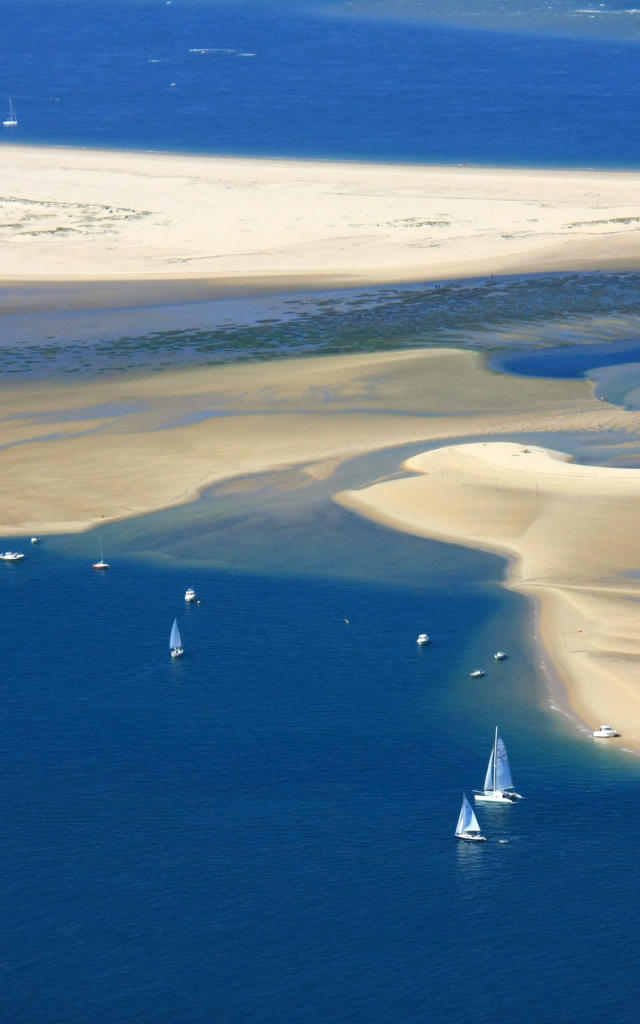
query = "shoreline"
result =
(336, 441, 640, 751)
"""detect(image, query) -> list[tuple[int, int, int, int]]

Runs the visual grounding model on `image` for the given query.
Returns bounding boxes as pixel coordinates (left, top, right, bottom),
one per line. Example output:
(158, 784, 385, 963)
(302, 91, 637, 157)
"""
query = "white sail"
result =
(456, 799, 467, 835)
(456, 794, 480, 835)
(494, 736, 514, 791)
(483, 728, 515, 793)
(3, 98, 17, 126)
(483, 745, 495, 792)
(169, 618, 182, 649)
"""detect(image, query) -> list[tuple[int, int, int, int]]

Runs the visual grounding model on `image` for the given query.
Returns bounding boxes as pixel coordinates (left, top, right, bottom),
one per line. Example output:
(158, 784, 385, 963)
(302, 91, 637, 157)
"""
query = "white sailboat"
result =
(455, 793, 486, 842)
(3, 98, 18, 127)
(474, 726, 522, 802)
(170, 618, 184, 658)
(92, 539, 109, 570)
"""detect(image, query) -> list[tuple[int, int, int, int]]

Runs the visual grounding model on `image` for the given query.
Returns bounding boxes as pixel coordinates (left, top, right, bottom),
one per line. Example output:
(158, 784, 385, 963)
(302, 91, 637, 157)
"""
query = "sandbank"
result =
(1, 346, 632, 538)
(337, 441, 640, 748)
(2, 145, 640, 309)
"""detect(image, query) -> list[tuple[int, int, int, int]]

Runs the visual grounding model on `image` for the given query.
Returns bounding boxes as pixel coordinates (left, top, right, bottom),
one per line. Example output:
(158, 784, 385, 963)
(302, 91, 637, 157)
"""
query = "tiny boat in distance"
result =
(3, 98, 18, 127)
(0, 551, 24, 561)
(494, 651, 507, 661)
(185, 587, 197, 602)
(170, 618, 184, 658)
(455, 794, 486, 842)
(416, 633, 430, 645)
(30, 537, 39, 544)
(593, 724, 618, 738)
(474, 726, 523, 802)
(92, 559, 109, 570)
(469, 668, 486, 678)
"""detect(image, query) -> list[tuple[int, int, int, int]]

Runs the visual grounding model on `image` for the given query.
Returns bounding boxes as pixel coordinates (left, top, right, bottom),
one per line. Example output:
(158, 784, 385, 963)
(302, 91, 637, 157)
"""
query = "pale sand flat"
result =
(2, 146, 640, 299)
(1, 348, 629, 537)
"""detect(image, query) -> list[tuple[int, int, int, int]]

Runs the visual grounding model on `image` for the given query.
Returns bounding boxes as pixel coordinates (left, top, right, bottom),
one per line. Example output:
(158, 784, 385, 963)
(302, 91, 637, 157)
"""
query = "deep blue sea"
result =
(1, 0, 640, 167)
(3, 2, 640, 1022)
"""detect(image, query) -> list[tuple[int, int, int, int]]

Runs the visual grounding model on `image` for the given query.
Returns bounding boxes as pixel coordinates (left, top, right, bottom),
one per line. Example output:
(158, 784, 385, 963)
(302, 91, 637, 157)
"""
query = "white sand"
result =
(2, 146, 640, 290)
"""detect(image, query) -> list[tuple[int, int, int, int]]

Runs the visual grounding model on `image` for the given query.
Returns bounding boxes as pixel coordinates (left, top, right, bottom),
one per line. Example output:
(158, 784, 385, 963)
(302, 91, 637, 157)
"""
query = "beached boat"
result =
(455, 793, 486, 842)
(0, 550, 24, 561)
(474, 726, 523, 802)
(170, 618, 184, 658)
(493, 650, 507, 661)
(416, 632, 430, 645)
(469, 668, 486, 678)
(3, 98, 18, 127)
(593, 724, 618, 738)
(185, 587, 197, 602)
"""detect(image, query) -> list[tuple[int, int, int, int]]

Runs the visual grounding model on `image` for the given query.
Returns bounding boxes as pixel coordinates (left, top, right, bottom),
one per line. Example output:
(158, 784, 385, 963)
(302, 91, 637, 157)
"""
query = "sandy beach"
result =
(3, 145, 640, 746)
(2, 145, 640, 306)
(337, 440, 640, 747)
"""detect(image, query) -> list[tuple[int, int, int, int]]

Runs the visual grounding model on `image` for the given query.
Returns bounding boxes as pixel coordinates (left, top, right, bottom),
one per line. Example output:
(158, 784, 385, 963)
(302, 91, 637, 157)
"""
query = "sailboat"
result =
(3, 98, 18, 127)
(92, 542, 109, 570)
(170, 618, 184, 658)
(455, 793, 486, 842)
(474, 726, 523, 802)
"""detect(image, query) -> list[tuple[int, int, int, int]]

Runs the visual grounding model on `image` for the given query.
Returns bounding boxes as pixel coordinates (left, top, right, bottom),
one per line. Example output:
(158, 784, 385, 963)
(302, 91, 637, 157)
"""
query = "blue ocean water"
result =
(3, 499, 640, 1024)
(3, 2, 640, 1021)
(1, 0, 640, 167)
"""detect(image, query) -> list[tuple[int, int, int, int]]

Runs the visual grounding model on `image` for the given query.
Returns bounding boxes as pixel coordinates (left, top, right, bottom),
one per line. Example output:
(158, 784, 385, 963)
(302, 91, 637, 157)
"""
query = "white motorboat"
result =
(3, 98, 18, 127)
(170, 618, 184, 658)
(185, 587, 197, 602)
(455, 793, 486, 842)
(593, 724, 618, 738)
(494, 651, 507, 661)
(0, 551, 24, 561)
(30, 537, 39, 544)
(416, 633, 430, 645)
(474, 726, 523, 802)
(469, 668, 486, 678)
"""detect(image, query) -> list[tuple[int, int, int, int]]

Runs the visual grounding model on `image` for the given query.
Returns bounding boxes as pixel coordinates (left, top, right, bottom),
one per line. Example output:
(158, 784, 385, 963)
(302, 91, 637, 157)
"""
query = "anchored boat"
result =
(474, 726, 523, 802)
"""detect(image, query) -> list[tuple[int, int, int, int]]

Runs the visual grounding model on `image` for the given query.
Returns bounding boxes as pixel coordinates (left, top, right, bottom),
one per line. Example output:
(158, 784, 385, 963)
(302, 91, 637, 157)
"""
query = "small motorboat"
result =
(30, 537, 40, 544)
(416, 633, 430, 645)
(469, 668, 486, 678)
(0, 551, 25, 561)
(593, 724, 618, 738)
(185, 587, 197, 602)
(494, 651, 507, 661)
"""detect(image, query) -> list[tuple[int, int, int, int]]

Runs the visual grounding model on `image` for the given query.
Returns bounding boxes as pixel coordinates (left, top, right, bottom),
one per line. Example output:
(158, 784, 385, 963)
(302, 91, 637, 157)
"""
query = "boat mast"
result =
(493, 726, 498, 792)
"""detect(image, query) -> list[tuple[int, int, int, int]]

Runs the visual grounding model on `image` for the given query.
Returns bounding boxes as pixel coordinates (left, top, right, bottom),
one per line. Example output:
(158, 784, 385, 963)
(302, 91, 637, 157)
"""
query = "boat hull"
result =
(474, 790, 522, 802)
(455, 832, 486, 842)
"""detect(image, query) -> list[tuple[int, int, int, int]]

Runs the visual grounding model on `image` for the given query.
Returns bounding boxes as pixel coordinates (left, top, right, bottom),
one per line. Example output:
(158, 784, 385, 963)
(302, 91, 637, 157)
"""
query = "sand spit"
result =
(336, 441, 640, 748)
